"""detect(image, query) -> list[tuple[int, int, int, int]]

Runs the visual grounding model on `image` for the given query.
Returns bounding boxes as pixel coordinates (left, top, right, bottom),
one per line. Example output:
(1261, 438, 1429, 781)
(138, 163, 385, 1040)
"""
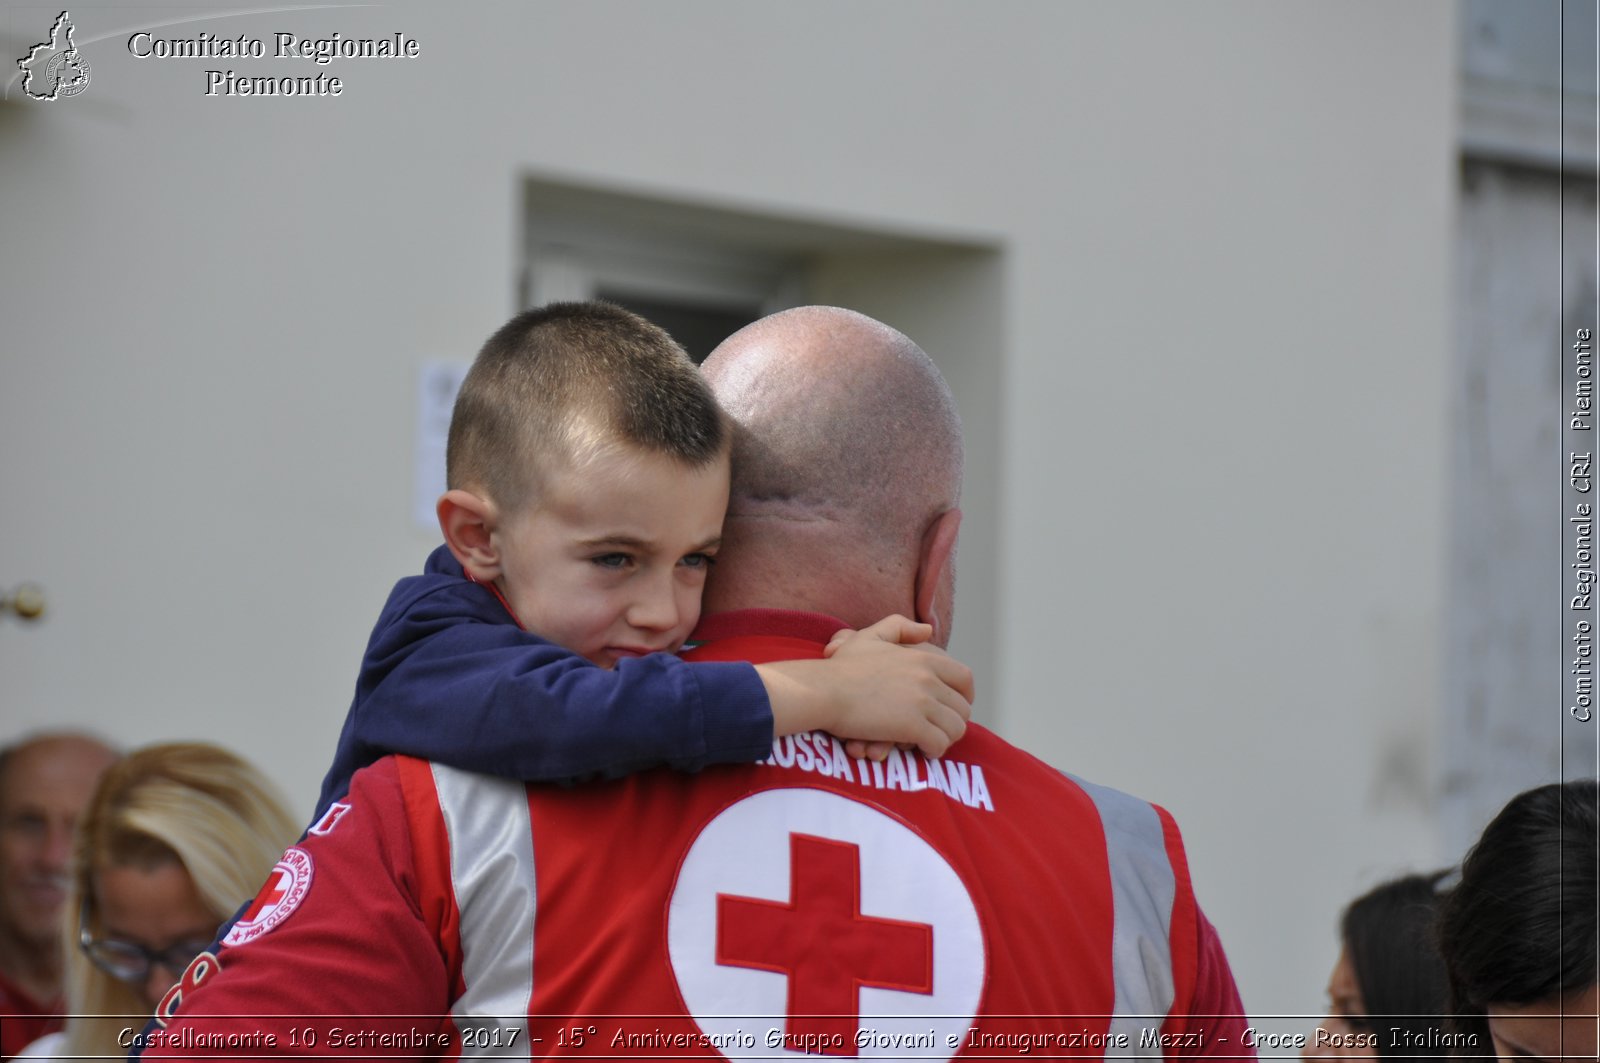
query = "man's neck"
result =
(692, 608, 847, 645)
(0, 925, 62, 1003)
(706, 518, 908, 629)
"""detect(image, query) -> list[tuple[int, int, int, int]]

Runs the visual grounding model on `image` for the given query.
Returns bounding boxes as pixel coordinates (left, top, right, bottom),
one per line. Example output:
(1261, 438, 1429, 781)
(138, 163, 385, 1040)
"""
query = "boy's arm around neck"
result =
(339, 569, 773, 784)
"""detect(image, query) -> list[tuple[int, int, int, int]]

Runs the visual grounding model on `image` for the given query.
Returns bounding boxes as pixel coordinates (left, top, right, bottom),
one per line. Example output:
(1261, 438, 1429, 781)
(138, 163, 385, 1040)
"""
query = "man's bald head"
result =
(701, 307, 964, 639)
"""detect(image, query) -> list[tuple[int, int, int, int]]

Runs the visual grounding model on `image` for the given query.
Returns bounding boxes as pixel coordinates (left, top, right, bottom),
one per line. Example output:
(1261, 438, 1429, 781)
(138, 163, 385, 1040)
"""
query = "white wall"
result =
(1, 0, 1458, 1020)
(1448, 161, 1598, 854)
(1448, 0, 1600, 858)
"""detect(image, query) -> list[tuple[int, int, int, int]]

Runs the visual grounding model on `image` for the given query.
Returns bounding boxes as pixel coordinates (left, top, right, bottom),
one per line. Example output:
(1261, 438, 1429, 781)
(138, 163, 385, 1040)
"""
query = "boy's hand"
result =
(842, 739, 901, 761)
(821, 614, 932, 659)
(842, 739, 899, 762)
(827, 617, 952, 762)
(756, 614, 974, 760)
(825, 616, 974, 758)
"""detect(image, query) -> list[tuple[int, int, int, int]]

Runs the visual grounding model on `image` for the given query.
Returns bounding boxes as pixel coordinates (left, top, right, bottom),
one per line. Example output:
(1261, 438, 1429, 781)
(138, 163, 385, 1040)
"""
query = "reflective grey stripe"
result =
(1065, 773, 1178, 1056)
(431, 764, 537, 1060)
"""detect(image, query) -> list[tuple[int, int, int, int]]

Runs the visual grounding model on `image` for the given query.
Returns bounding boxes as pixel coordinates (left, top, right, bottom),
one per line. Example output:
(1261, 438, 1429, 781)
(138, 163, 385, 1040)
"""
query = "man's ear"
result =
(914, 507, 962, 642)
(437, 489, 502, 582)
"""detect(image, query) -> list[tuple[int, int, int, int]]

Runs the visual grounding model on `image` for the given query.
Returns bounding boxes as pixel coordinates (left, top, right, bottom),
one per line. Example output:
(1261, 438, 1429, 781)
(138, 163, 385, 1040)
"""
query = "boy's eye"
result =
(680, 553, 717, 569)
(591, 553, 633, 570)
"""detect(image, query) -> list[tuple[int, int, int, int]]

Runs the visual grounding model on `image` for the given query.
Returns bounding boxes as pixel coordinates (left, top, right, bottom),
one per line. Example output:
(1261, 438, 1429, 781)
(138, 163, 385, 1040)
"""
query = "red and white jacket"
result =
(146, 610, 1249, 1061)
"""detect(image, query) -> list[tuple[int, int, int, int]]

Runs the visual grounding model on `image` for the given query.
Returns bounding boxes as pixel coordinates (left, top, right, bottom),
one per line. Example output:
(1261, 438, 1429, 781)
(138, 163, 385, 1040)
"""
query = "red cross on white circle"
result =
(717, 833, 934, 1054)
(223, 847, 313, 947)
(668, 788, 984, 1062)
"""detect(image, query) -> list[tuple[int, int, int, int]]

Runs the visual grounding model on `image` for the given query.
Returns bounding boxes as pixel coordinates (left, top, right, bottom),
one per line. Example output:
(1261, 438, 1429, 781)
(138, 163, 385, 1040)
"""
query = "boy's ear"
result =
(437, 489, 502, 582)
(914, 507, 962, 645)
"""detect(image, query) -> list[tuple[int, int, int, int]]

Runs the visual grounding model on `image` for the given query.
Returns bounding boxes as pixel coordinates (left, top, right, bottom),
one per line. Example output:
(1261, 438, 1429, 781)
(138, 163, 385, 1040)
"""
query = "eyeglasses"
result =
(77, 899, 216, 983)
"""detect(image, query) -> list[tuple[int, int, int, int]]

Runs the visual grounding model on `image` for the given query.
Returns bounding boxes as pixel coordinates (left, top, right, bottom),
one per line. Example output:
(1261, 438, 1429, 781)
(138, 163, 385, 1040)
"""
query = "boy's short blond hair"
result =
(446, 302, 727, 513)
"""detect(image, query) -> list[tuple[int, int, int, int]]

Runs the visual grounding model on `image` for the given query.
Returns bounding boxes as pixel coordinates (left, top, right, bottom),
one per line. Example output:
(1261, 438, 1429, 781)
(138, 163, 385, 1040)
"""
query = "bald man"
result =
(146, 308, 1249, 1060)
(0, 733, 117, 1060)
(701, 308, 965, 647)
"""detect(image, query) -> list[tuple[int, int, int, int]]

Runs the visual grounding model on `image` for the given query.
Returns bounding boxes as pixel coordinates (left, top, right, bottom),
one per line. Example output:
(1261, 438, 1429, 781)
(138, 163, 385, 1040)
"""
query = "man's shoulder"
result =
(958, 723, 1185, 851)
(954, 722, 1113, 793)
(322, 755, 415, 829)
(348, 755, 530, 820)
(300, 757, 436, 884)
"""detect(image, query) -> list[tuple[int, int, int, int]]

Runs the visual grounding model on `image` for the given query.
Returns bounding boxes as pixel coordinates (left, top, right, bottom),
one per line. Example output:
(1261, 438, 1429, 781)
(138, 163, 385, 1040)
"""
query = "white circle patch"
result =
(223, 847, 313, 947)
(668, 788, 983, 1062)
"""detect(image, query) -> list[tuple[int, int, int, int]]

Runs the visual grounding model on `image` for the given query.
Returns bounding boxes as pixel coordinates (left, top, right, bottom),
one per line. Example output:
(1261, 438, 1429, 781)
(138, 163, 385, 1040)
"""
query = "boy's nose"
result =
(627, 581, 683, 633)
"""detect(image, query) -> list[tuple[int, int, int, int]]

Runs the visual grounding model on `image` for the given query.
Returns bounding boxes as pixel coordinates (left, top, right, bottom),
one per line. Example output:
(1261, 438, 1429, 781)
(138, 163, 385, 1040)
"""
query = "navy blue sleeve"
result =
(314, 547, 773, 815)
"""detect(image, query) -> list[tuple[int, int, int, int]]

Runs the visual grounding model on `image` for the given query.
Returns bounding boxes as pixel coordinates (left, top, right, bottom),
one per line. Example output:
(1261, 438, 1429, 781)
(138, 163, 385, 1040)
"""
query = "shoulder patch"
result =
(223, 847, 314, 947)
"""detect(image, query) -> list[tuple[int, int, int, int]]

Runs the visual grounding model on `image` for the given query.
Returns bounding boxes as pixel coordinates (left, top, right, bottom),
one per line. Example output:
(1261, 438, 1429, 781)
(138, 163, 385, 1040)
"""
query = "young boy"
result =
(313, 301, 971, 816)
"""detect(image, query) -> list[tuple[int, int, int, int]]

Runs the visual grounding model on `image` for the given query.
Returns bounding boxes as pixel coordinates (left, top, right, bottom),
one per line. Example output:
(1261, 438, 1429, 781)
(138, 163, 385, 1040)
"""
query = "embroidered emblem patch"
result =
(223, 847, 313, 947)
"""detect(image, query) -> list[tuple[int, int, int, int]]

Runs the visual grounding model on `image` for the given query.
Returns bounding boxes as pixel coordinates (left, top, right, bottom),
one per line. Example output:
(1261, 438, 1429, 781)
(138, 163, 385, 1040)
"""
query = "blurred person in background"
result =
(1437, 780, 1598, 1063)
(16, 743, 297, 1061)
(0, 733, 117, 1060)
(1303, 871, 1453, 1063)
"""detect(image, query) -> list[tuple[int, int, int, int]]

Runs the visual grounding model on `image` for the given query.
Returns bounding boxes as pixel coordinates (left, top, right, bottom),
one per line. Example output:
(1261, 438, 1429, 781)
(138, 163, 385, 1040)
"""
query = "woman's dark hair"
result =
(1342, 871, 1452, 1063)
(1436, 780, 1599, 1059)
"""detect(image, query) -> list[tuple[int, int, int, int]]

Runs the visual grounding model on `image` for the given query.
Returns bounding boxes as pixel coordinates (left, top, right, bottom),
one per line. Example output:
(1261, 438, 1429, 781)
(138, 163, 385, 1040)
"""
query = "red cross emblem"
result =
(669, 788, 984, 1061)
(223, 847, 313, 947)
(718, 833, 934, 1055)
(241, 870, 289, 922)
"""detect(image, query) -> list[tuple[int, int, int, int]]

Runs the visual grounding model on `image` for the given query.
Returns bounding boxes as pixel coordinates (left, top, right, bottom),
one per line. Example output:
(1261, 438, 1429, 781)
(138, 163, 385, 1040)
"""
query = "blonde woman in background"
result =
(17, 743, 298, 1060)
